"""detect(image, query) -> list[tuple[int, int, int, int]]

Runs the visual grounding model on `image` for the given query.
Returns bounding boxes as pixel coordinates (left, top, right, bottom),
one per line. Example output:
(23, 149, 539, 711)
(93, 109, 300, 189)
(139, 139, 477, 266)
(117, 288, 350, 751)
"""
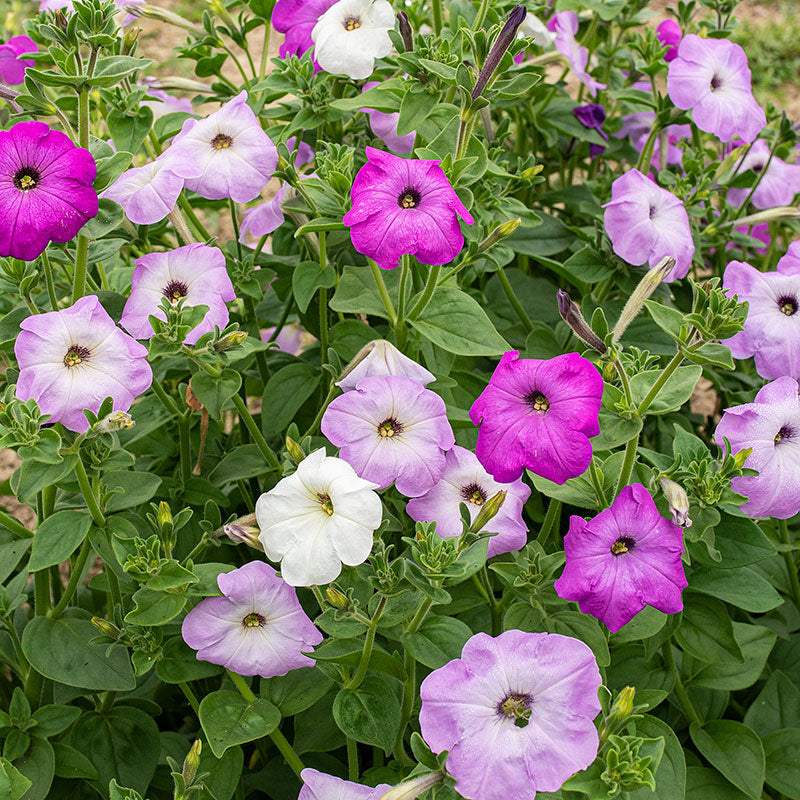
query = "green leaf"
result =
(0, 758, 32, 800)
(693, 514, 775, 569)
(199, 690, 281, 758)
(630, 365, 702, 414)
(106, 106, 153, 155)
(330, 265, 401, 319)
(629, 715, 686, 800)
(210, 444, 273, 484)
(310, 638, 406, 681)
(409, 286, 509, 356)
(52, 742, 99, 780)
(689, 567, 782, 612)
(191, 369, 242, 418)
(675, 595, 744, 665)
(102, 470, 162, 512)
(156, 636, 223, 684)
(689, 720, 765, 800)
(685, 766, 750, 800)
(546, 610, 610, 668)
(292, 260, 337, 313)
(80, 198, 124, 239)
(30, 705, 81, 738)
(332, 676, 402, 753)
(12, 738, 53, 800)
(0, 538, 32, 584)
(260, 668, 333, 717)
(402, 616, 473, 669)
(611, 605, 668, 644)
(744, 672, 800, 738)
(197, 745, 243, 800)
(124, 588, 186, 626)
(89, 55, 153, 87)
(93, 151, 133, 192)
(397, 86, 437, 135)
(763, 728, 800, 800)
(260, 363, 321, 438)
(644, 299, 685, 340)
(691, 623, 776, 691)
(293, 218, 346, 236)
(21, 615, 135, 691)
(28, 510, 92, 571)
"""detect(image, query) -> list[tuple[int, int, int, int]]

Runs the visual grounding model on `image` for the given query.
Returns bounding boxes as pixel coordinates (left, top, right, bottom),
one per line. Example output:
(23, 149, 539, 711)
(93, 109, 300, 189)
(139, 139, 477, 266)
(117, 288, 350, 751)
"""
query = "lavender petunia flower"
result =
(603, 169, 694, 281)
(336, 339, 435, 392)
(15, 295, 152, 433)
(727, 139, 800, 210)
(0, 35, 37, 85)
(321, 375, 455, 497)
(406, 445, 531, 557)
(120, 244, 235, 345)
(469, 351, 603, 485)
(181, 561, 322, 678)
(286, 136, 315, 168)
(547, 12, 606, 97)
(343, 147, 474, 271)
(419, 630, 602, 800)
(298, 769, 391, 800)
(101, 159, 185, 225)
(0, 121, 97, 261)
(140, 84, 195, 119)
(255, 448, 383, 586)
(164, 91, 278, 203)
(554, 483, 688, 632)
(362, 82, 416, 155)
(239, 186, 287, 243)
(715, 377, 800, 519)
(667, 34, 765, 143)
(656, 19, 681, 62)
(272, 0, 337, 71)
(262, 322, 316, 355)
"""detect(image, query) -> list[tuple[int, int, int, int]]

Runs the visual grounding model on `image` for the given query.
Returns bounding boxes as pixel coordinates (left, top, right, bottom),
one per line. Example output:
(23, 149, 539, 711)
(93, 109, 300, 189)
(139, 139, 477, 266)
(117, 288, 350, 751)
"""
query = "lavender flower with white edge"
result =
(120, 244, 235, 346)
(419, 630, 602, 800)
(298, 769, 391, 800)
(163, 91, 278, 203)
(255, 448, 383, 586)
(406, 445, 531, 557)
(726, 139, 800, 210)
(336, 339, 435, 392)
(14, 295, 153, 433)
(321, 375, 455, 497)
(311, 0, 394, 81)
(547, 11, 606, 97)
(181, 561, 322, 678)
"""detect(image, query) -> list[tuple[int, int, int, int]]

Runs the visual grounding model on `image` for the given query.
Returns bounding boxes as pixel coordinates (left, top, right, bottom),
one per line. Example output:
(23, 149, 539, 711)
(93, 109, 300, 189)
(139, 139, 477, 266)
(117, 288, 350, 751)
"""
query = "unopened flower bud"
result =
(610, 686, 636, 721)
(735, 206, 800, 228)
(611, 256, 675, 345)
(285, 436, 306, 464)
(91, 617, 120, 638)
(127, 4, 204, 35)
(659, 477, 692, 528)
(157, 501, 173, 532)
(557, 290, 607, 353)
(208, 0, 238, 30)
(378, 772, 444, 800)
(325, 587, 349, 610)
(472, 5, 527, 100)
(211, 330, 248, 352)
(224, 522, 264, 551)
(93, 410, 135, 433)
(121, 27, 140, 55)
(397, 11, 413, 52)
(520, 165, 543, 179)
(470, 490, 506, 533)
(478, 218, 521, 254)
(732, 446, 752, 469)
(182, 740, 202, 786)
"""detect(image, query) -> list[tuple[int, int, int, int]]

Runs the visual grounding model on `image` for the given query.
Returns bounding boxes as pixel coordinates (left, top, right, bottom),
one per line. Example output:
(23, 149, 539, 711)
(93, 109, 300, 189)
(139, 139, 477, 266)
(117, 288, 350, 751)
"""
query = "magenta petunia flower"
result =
(14, 295, 152, 433)
(547, 12, 606, 97)
(101, 158, 185, 225)
(164, 91, 278, 203)
(362, 82, 416, 155)
(181, 561, 322, 678)
(469, 351, 602, 485)
(321, 375, 455, 497)
(726, 139, 800, 210)
(336, 339, 434, 392)
(715, 377, 800, 519)
(0, 121, 97, 261)
(406, 445, 531, 557)
(667, 34, 765, 143)
(0, 35, 37, 85)
(343, 147, 474, 270)
(120, 244, 235, 345)
(656, 19, 681, 62)
(554, 483, 687, 632)
(603, 169, 694, 281)
(419, 630, 602, 800)
(272, 0, 337, 71)
(298, 770, 391, 800)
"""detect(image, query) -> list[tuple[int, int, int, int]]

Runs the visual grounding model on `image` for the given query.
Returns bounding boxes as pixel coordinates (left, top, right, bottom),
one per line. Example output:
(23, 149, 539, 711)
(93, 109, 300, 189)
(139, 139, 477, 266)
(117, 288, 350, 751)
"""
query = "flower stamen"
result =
(242, 612, 267, 628)
(211, 133, 234, 150)
(378, 417, 403, 438)
(778, 295, 798, 316)
(13, 167, 40, 192)
(776, 425, 795, 443)
(343, 16, 361, 30)
(497, 692, 532, 728)
(318, 492, 335, 516)
(461, 482, 487, 505)
(398, 188, 421, 209)
(524, 391, 550, 414)
(63, 345, 91, 368)
(163, 279, 189, 303)
(710, 74, 722, 91)
(611, 536, 636, 556)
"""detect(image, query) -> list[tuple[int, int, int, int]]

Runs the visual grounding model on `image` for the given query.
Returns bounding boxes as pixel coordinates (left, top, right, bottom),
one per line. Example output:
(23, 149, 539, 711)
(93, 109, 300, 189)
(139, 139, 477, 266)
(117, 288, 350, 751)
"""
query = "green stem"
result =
(661, 642, 702, 725)
(495, 266, 533, 333)
(179, 414, 192, 484)
(538, 499, 562, 549)
(228, 669, 256, 702)
(150, 377, 181, 416)
(72, 87, 90, 302)
(393, 649, 416, 765)
(258, 21, 271, 81)
(406, 264, 441, 321)
(244, 296, 270, 383)
(636, 350, 684, 416)
(347, 596, 386, 690)
(636, 123, 661, 175)
(318, 232, 328, 369)
(231, 393, 280, 471)
(303, 382, 339, 438)
(34, 571, 50, 616)
(0, 508, 33, 539)
(50, 539, 91, 619)
(778, 519, 800, 608)
(614, 434, 639, 498)
(229, 199, 243, 261)
(472, 0, 490, 30)
(369, 260, 397, 325)
(347, 737, 359, 782)
(588, 459, 608, 508)
(75, 457, 105, 527)
(432, 0, 443, 33)
(179, 681, 200, 715)
(41, 250, 58, 311)
(179, 194, 212, 241)
(269, 726, 306, 778)
(613, 357, 633, 406)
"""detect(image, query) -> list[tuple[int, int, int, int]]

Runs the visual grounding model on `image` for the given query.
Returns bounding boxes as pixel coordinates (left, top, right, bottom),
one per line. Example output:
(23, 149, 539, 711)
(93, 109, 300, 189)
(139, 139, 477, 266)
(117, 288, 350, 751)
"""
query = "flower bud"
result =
(157, 501, 173, 532)
(285, 436, 306, 464)
(211, 330, 248, 352)
(732, 446, 752, 470)
(208, 0, 238, 30)
(659, 477, 692, 528)
(470, 490, 506, 533)
(557, 290, 607, 353)
(91, 617, 120, 638)
(520, 165, 543, 179)
(477, 218, 521, 254)
(126, 4, 204, 35)
(121, 26, 140, 56)
(378, 772, 444, 800)
(0, 82, 22, 114)
(93, 410, 135, 433)
(472, 5, 527, 100)
(611, 256, 675, 345)
(182, 740, 202, 786)
(396, 11, 413, 52)
(735, 206, 800, 227)
(325, 587, 349, 610)
(610, 686, 635, 721)
(224, 522, 264, 552)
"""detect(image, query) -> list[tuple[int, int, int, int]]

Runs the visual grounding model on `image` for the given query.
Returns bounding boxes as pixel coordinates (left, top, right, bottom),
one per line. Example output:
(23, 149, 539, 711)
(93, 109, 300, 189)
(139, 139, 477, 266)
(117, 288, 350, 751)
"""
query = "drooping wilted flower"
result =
(726, 139, 800, 210)
(101, 159, 187, 225)
(298, 769, 391, 800)
(337, 339, 434, 392)
(0, 35, 37, 85)
(554, 483, 688, 632)
(547, 11, 606, 97)
(419, 631, 602, 800)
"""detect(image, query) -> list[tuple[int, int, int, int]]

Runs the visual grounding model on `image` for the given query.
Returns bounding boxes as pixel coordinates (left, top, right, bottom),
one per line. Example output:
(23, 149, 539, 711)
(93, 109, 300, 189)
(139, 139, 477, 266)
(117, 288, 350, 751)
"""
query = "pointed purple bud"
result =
(472, 5, 527, 101)
(397, 11, 413, 52)
(557, 290, 607, 353)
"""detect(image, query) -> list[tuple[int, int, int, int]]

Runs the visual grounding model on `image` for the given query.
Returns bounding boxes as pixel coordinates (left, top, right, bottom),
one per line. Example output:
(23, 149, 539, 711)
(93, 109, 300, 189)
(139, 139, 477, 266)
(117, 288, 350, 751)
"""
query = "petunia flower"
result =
(0, 35, 37, 85)
(120, 244, 235, 346)
(547, 11, 606, 97)
(101, 158, 186, 225)
(469, 351, 603, 485)
(163, 91, 278, 203)
(554, 483, 688, 632)
(140, 82, 195, 119)
(254, 447, 383, 586)
(715, 377, 800, 519)
(311, 0, 394, 81)
(343, 147, 474, 271)
(603, 169, 695, 281)
(261, 323, 316, 355)
(518, 13, 554, 49)
(298, 769, 391, 800)
(419, 630, 602, 800)
(336, 339, 434, 392)
(667, 34, 765, 143)
(239, 186, 288, 243)
(406, 445, 531, 557)
(272, 0, 338, 71)
(726, 139, 800, 210)
(656, 19, 681, 62)
(573, 103, 607, 159)
(14, 295, 153, 433)
(321, 375, 455, 497)
(181, 561, 322, 678)
(362, 82, 416, 155)
(0, 121, 98, 261)
(286, 136, 315, 168)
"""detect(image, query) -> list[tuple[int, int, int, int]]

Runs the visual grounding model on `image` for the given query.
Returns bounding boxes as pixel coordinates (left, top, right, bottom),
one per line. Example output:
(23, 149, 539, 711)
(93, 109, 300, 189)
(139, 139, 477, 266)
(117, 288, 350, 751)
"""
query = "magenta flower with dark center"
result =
(469, 350, 603, 485)
(272, 0, 337, 71)
(656, 19, 681, 62)
(554, 483, 688, 632)
(0, 35, 37, 85)
(343, 146, 474, 270)
(0, 121, 98, 261)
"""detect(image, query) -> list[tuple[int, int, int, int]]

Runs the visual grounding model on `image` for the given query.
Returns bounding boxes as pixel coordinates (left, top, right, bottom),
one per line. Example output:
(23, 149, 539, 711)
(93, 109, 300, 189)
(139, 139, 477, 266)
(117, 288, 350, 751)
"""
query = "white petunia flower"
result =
(255, 448, 383, 586)
(311, 0, 394, 81)
(518, 14, 554, 49)
(337, 339, 435, 392)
